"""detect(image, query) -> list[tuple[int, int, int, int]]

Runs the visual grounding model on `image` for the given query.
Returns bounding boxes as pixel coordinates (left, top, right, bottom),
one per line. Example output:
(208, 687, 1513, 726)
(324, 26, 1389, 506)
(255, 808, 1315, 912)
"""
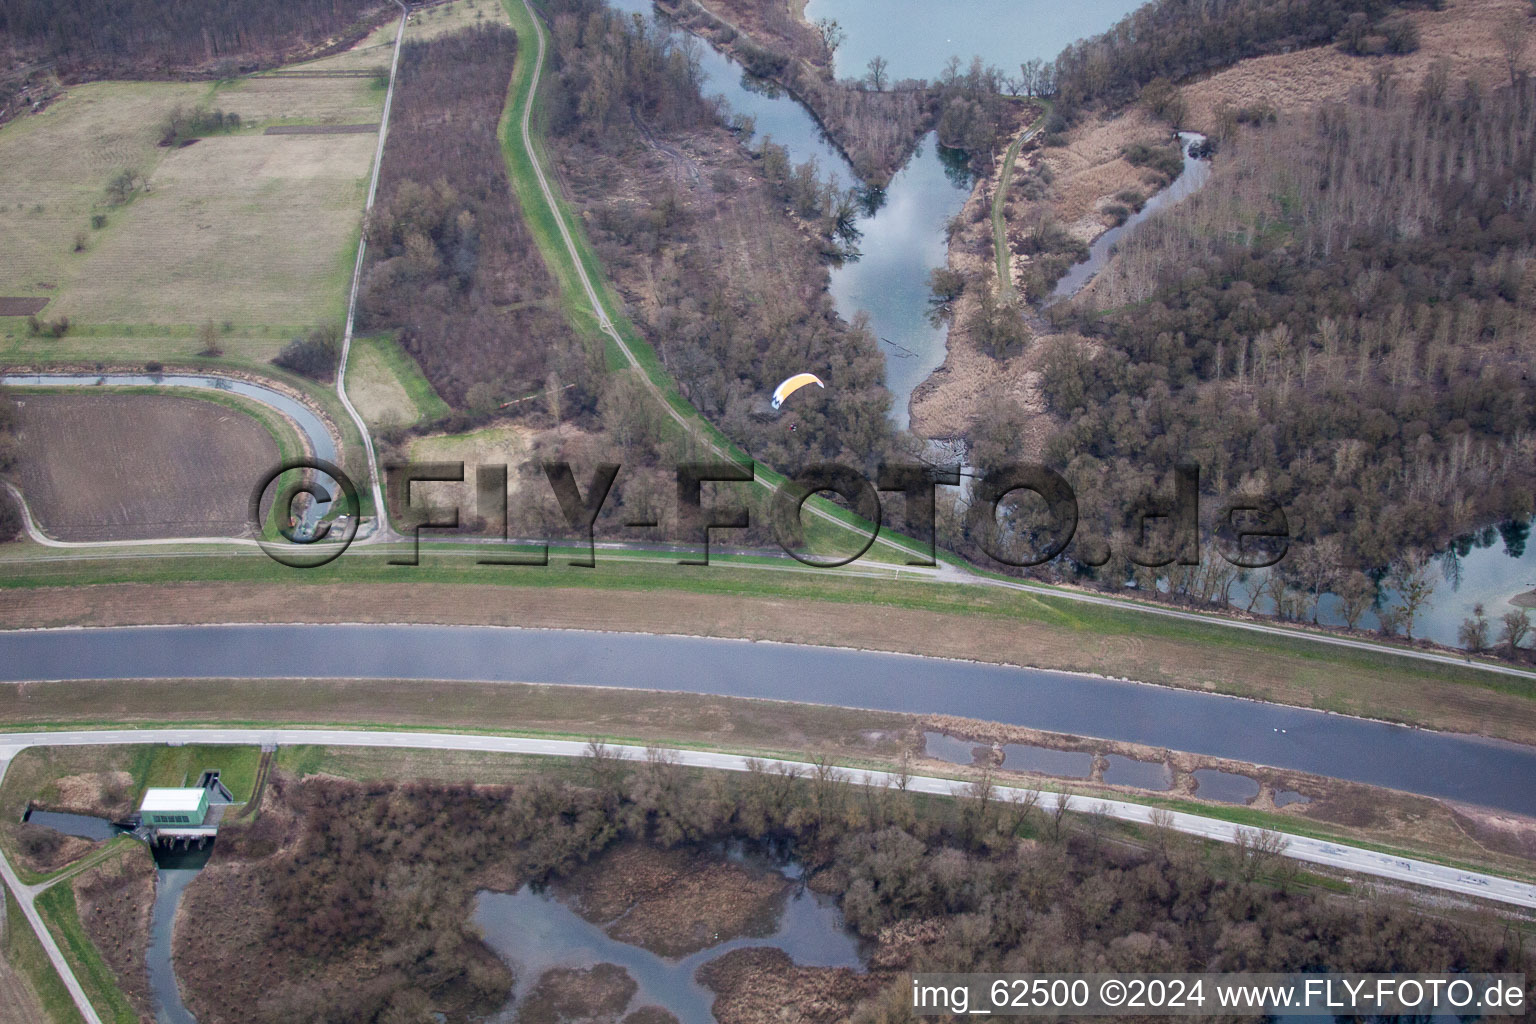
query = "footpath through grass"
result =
(993, 109, 1046, 300)
(34, 884, 136, 1024)
(2, 889, 85, 1024)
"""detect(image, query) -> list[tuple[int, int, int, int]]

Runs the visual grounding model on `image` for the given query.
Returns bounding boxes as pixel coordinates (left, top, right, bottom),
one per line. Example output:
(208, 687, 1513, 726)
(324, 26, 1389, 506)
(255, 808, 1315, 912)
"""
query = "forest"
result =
(178, 754, 1534, 1023)
(0, 0, 386, 77)
(0, 391, 19, 542)
(996, 75, 1536, 596)
(1049, 0, 1434, 112)
(358, 25, 588, 414)
(537, 0, 895, 471)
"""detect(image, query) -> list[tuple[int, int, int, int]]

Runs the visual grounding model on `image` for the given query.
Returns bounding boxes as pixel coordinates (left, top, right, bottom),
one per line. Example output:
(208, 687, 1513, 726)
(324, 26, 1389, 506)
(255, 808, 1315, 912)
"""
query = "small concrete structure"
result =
(139, 788, 209, 827)
(139, 787, 217, 848)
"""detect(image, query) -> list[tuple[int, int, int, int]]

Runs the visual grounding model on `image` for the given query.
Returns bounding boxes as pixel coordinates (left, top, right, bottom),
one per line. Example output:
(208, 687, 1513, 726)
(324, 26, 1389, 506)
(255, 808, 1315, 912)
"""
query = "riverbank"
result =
(910, 105, 1179, 438)
(656, 0, 934, 185)
(5, 685, 1532, 882)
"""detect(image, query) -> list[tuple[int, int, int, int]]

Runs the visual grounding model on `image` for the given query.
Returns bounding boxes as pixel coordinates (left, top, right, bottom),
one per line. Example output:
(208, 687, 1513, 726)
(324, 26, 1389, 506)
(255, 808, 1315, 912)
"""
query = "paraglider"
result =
(771, 372, 825, 410)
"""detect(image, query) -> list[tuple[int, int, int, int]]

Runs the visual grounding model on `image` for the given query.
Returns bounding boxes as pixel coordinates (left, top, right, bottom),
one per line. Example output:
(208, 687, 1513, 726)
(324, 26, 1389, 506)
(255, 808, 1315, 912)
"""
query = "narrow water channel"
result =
(1050, 131, 1210, 301)
(147, 845, 211, 1024)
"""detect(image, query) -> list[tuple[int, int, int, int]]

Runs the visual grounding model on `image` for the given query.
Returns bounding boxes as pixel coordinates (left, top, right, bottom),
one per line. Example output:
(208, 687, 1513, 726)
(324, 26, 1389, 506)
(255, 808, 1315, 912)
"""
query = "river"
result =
(3, 623, 1535, 815)
(147, 845, 211, 1024)
(805, 0, 1142, 82)
(608, 0, 1152, 430)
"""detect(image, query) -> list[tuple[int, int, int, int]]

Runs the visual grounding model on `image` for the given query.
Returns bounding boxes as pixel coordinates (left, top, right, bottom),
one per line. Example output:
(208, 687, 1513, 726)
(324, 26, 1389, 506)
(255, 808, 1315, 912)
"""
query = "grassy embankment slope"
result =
(494, 0, 932, 566)
(2, 890, 81, 1024)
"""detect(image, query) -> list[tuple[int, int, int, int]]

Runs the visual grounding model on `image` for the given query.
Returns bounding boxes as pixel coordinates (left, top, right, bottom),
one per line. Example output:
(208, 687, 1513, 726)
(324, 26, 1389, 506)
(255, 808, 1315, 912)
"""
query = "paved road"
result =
(0, 757, 104, 1024)
(333, 0, 407, 534)
(6, 623, 1536, 816)
(2, 728, 1532, 912)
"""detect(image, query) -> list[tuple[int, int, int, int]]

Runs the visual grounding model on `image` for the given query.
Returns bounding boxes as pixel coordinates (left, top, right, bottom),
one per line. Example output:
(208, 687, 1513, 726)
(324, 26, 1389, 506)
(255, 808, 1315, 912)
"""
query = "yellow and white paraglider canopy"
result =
(771, 372, 825, 410)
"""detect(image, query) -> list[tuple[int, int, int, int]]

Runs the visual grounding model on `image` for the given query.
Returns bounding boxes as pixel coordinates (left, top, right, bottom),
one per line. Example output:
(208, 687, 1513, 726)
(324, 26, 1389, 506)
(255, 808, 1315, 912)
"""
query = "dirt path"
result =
(992, 110, 1046, 301)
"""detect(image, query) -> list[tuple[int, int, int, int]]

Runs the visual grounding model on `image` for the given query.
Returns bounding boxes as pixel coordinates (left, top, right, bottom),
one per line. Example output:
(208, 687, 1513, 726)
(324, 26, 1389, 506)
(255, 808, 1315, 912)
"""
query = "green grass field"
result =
(33, 885, 136, 1024)
(0, 65, 382, 362)
(141, 745, 262, 803)
(2, 890, 84, 1024)
(345, 334, 450, 429)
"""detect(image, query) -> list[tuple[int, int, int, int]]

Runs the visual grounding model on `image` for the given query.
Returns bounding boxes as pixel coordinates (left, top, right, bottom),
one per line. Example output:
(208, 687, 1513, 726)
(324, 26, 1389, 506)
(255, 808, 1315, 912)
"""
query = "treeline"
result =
(1014, 78, 1536, 573)
(358, 25, 588, 414)
(186, 757, 1533, 1023)
(1049, 0, 1434, 111)
(0, 0, 387, 77)
(538, 0, 895, 472)
(0, 392, 20, 542)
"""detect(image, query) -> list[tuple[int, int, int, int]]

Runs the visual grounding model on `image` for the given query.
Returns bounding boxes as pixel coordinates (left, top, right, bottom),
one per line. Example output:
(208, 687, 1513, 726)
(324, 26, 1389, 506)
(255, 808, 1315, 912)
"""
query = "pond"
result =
(1227, 520, 1536, 651)
(922, 730, 982, 765)
(805, 0, 1146, 82)
(607, 0, 1149, 428)
(473, 857, 863, 1023)
(21, 808, 119, 841)
(1192, 768, 1260, 805)
(999, 742, 1092, 778)
(1101, 755, 1172, 792)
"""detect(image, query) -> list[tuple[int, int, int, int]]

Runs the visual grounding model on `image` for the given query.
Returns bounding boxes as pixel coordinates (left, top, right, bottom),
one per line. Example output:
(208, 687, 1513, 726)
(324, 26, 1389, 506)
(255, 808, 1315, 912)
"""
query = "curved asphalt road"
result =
(3, 623, 1535, 816)
(3, 730, 1531, 1024)
(2, 730, 1532, 912)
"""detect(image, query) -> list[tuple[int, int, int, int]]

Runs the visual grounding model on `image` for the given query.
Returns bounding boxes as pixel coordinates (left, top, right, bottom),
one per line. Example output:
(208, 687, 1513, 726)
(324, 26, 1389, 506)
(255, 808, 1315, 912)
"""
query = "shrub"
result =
(105, 169, 142, 204)
(90, 213, 107, 229)
(1381, 16, 1420, 54)
(0, 487, 21, 543)
(272, 326, 340, 381)
(27, 314, 70, 338)
(197, 320, 223, 357)
(1122, 141, 1184, 179)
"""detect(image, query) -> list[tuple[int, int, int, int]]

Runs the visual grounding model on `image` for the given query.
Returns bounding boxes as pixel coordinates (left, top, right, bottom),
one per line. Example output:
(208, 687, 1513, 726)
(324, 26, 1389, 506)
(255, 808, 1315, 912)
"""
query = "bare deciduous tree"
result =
(865, 55, 888, 92)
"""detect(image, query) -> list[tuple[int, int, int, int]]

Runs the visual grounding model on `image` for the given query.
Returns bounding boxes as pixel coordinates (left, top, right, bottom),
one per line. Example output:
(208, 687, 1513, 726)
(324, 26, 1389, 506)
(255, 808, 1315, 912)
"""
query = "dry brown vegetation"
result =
(699, 947, 882, 1024)
(0, 0, 390, 80)
(6, 392, 278, 541)
(560, 844, 790, 957)
(515, 963, 637, 1023)
(1180, 0, 1536, 132)
(74, 849, 156, 1021)
(171, 759, 1533, 1024)
(358, 25, 580, 412)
